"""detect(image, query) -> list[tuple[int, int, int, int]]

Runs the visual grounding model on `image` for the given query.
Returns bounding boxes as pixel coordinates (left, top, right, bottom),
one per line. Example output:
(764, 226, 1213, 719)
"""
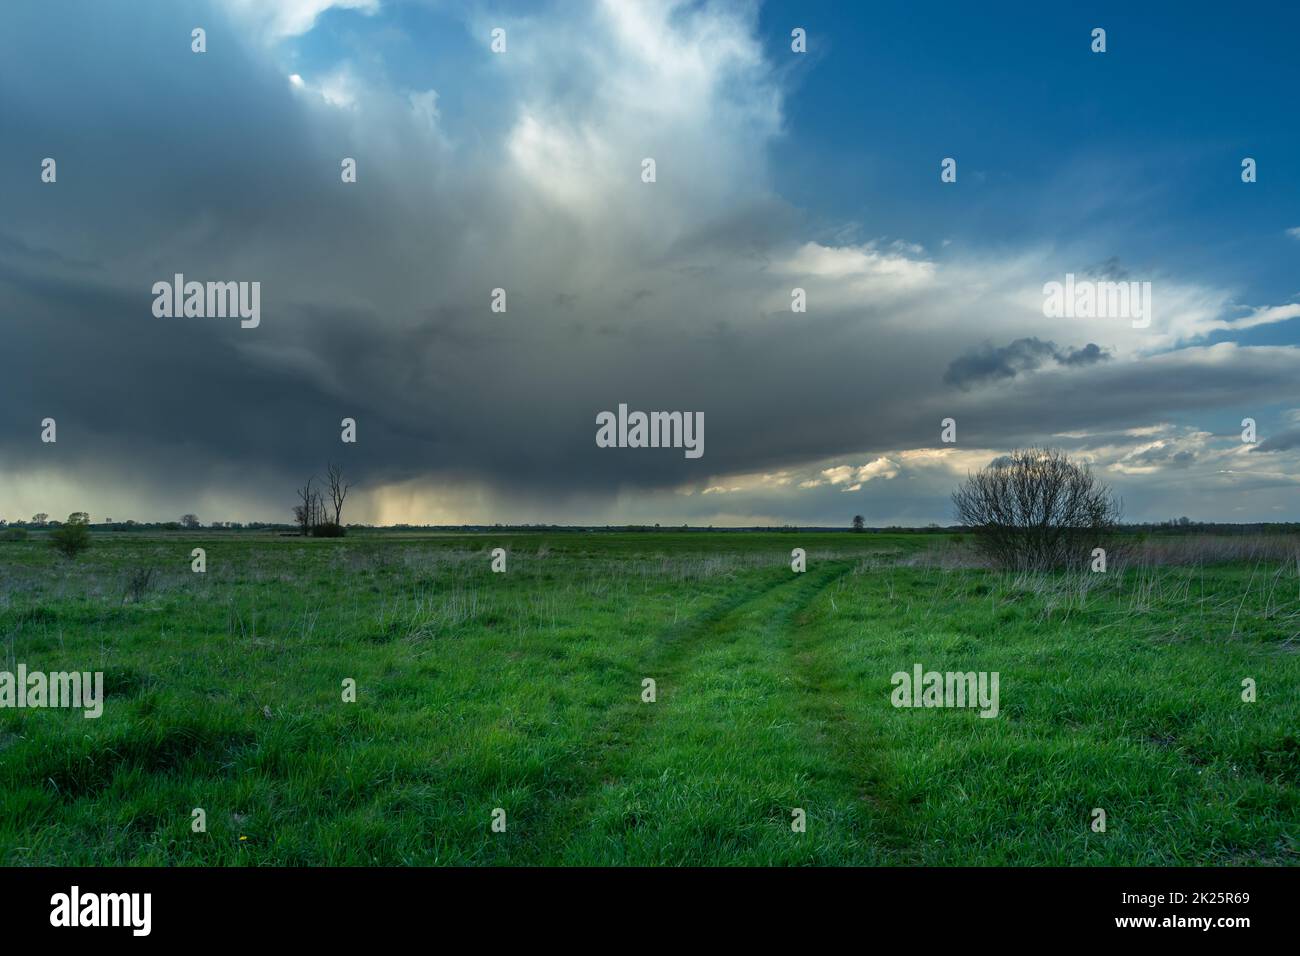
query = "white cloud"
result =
(820, 464, 855, 486)
(779, 241, 936, 294)
(494, 0, 782, 241)
(319, 68, 359, 109)
(408, 89, 441, 129)
(219, 0, 380, 40)
(285, 66, 360, 109)
(778, 457, 901, 492)
(1220, 302, 1300, 330)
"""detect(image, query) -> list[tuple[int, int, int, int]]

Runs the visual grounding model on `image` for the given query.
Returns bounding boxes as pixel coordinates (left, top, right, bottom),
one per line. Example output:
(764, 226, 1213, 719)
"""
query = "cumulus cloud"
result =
(807, 458, 900, 492)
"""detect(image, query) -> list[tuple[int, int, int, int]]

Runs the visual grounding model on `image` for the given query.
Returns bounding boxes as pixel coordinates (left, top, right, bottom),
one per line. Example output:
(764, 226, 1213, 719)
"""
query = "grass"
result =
(0, 531, 1296, 865)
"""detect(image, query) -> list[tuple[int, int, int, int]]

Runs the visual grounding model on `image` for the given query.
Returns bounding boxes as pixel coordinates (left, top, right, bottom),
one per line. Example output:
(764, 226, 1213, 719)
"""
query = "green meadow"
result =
(0, 531, 1296, 865)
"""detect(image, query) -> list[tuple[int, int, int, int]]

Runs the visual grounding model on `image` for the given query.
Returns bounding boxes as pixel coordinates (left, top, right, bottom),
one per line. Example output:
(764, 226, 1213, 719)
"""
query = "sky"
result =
(2, 0, 1298, 527)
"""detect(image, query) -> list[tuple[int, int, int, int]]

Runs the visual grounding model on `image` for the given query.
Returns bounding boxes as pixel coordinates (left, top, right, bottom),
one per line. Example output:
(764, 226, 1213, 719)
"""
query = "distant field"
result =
(1, 532, 1296, 865)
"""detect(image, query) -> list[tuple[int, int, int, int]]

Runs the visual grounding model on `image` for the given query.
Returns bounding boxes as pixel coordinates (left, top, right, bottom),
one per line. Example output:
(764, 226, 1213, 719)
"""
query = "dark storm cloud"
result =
(1058, 342, 1107, 366)
(2, 0, 1298, 524)
(1127, 445, 1196, 468)
(937, 347, 1299, 452)
(1254, 428, 1300, 453)
(943, 337, 1109, 389)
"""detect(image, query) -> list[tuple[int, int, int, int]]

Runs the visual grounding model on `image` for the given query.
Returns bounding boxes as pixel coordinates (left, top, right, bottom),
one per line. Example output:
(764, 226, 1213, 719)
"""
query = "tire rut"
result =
(515, 562, 847, 862)
(788, 561, 919, 860)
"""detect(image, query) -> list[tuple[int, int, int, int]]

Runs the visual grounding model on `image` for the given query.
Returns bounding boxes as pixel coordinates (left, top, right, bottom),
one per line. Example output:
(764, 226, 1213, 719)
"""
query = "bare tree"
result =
(295, 478, 316, 535)
(326, 462, 351, 526)
(952, 447, 1122, 570)
(180, 513, 200, 529)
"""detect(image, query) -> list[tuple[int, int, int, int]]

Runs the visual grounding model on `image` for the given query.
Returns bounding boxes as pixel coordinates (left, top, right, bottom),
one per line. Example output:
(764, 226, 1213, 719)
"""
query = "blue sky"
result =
(765, 1, 1300, 301)
(2, 0, 1298, 526)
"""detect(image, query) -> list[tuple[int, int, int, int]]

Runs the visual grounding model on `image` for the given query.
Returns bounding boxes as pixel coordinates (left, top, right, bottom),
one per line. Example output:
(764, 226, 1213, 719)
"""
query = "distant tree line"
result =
(1126, 517, 1300, 535)
(0, 516, 298, 532)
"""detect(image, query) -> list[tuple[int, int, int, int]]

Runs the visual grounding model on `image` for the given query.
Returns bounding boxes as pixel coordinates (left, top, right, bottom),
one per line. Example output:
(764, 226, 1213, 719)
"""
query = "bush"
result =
(49, 513, 91, 559)
(951, 447, 1121, 571)
(122, 565, 157, 603)
(309, 522, 346, 538)
(2, 527, 28, 542)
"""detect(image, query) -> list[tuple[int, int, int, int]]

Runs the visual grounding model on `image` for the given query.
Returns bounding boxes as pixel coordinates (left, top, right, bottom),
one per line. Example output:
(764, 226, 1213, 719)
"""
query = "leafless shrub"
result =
(952, 447, 1122, 571)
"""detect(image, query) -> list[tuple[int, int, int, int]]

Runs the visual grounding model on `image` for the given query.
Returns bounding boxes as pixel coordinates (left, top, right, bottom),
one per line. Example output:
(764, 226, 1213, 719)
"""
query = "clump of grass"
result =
(909, 533, 1298, 573)
(122, 565, 157, 604)
(1132, 534, 1300, 567)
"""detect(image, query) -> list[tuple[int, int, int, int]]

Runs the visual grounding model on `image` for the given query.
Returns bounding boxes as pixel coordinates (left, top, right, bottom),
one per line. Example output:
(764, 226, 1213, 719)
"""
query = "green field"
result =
(1, 532, 1296, 865)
